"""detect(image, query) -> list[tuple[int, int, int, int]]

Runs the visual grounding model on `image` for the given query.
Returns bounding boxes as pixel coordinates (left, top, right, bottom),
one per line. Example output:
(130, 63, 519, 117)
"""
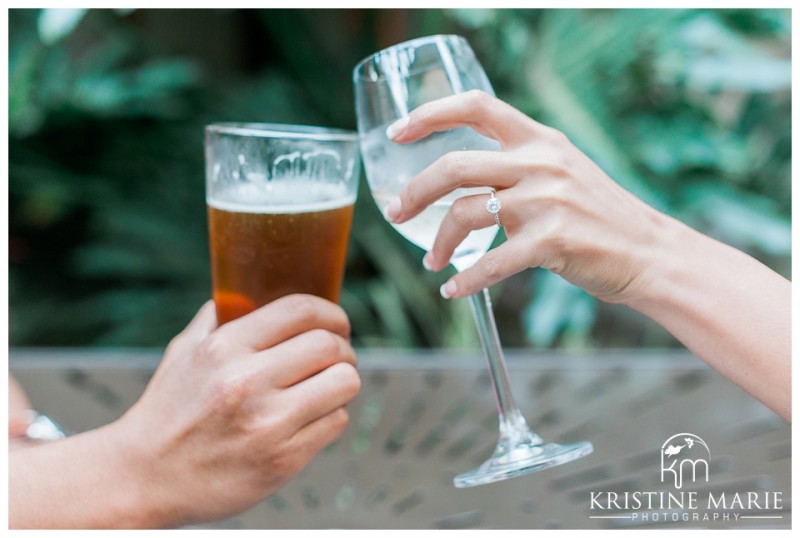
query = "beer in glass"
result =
(205, 123, 359, 324)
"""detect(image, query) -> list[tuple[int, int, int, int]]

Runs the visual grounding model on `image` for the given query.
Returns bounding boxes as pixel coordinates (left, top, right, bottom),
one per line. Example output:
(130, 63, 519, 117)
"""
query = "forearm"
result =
(629, 213, 791, 421)
(9, 375, 32, 415)
(9, 422, 158, 529)
(9, 376, 35, 449)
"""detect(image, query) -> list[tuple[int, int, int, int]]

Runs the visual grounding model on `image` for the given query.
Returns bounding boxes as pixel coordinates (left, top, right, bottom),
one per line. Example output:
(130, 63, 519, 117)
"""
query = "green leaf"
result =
(352, 213, 443, 346)
(523, 271, 597, 348)
(658, 13, 791, 93)
(70, 59, 201, 117)
(450, 9, 496, 29)
(367, 281, 415, 347)
(38, 8, 87, 45)
(683, 183, 791, 256)
(528, 9, 676, 210)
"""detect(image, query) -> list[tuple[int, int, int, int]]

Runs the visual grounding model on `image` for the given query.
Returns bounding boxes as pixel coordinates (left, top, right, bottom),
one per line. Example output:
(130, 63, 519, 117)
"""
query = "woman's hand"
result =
(385, 90, 667, 306)
(384, 90, 790, 422)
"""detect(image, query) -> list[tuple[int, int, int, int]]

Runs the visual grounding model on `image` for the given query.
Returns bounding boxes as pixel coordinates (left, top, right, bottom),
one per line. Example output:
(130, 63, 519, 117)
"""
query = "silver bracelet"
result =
(10, 411, 68, 442)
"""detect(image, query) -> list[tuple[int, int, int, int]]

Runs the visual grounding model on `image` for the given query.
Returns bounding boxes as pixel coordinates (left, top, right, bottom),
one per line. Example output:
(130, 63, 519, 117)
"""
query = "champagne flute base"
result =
(453, 440, 594, 488)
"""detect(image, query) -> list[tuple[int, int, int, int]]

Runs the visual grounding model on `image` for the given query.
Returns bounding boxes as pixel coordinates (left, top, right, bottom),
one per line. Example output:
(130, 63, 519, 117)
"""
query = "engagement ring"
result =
(486, 189, 502, 227)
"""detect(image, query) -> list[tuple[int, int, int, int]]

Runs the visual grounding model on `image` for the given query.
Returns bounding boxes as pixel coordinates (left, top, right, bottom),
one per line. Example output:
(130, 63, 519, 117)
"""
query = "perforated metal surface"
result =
(10, 349, 791, 529)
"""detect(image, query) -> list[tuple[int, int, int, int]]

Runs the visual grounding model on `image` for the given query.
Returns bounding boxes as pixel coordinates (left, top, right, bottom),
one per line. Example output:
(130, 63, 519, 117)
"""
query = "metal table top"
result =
(9, 348, 791, 529)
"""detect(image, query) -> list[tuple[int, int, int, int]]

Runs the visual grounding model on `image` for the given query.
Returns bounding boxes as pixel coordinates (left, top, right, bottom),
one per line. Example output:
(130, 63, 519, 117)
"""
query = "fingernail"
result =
(384, 199, 401, 222)
(422, 253, 433, 271)
(440, 280, 457, 299)
(385, 116, 409, 140)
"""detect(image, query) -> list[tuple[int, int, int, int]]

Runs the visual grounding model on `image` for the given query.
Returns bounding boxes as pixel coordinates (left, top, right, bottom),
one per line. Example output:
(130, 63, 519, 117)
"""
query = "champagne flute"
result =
(353, 35, 593, 488)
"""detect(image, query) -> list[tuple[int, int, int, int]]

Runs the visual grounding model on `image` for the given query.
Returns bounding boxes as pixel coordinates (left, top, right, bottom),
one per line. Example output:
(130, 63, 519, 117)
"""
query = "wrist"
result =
(619, 210, 791, 420)
(10, 422, 162, 529)
(103, 415, 186, 528)
(596, 199, 681, 308)
(67, 417, 180, 529)
(623, 211, 699, 315)
(80, 422, 166, 529)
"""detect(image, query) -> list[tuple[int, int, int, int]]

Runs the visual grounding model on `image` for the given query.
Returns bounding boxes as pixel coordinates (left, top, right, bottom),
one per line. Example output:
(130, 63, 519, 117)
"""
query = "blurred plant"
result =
(10, 9, 209, 345)
(8, 8, 791, 350)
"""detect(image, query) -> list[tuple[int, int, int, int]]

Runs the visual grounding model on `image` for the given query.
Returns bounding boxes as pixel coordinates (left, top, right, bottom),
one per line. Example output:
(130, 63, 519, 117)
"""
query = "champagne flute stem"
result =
(468, 289, 541, 443)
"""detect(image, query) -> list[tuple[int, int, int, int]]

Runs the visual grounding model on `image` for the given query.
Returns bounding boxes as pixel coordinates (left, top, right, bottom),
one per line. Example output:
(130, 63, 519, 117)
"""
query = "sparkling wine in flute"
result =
(362, 123, 500, 270)
(371, 192, 496, 271)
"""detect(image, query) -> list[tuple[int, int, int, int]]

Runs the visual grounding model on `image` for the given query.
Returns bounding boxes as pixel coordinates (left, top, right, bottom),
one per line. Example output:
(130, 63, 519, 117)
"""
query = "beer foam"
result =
(208, 181, 355, 214)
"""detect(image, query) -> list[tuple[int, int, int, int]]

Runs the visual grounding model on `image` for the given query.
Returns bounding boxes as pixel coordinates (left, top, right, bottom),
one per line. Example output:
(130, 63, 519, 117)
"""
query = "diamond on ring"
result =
(486, 189, 502, 227)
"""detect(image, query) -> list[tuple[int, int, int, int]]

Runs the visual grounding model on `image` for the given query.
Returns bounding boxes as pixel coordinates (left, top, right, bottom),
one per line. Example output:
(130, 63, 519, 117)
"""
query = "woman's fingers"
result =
(439, 238, 537, 299)
(423, 193, 501, 272)
(386, 151, 521, 223)
(388, 90, 544, 147)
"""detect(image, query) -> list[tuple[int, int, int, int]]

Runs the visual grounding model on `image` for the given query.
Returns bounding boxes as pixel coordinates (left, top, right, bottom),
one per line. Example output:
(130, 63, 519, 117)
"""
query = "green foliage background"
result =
(8, 9, 791, 349)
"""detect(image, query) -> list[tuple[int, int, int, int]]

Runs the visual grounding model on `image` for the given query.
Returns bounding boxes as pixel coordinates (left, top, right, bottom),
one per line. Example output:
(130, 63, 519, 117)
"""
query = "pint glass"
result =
(205, 123, 360, 324)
